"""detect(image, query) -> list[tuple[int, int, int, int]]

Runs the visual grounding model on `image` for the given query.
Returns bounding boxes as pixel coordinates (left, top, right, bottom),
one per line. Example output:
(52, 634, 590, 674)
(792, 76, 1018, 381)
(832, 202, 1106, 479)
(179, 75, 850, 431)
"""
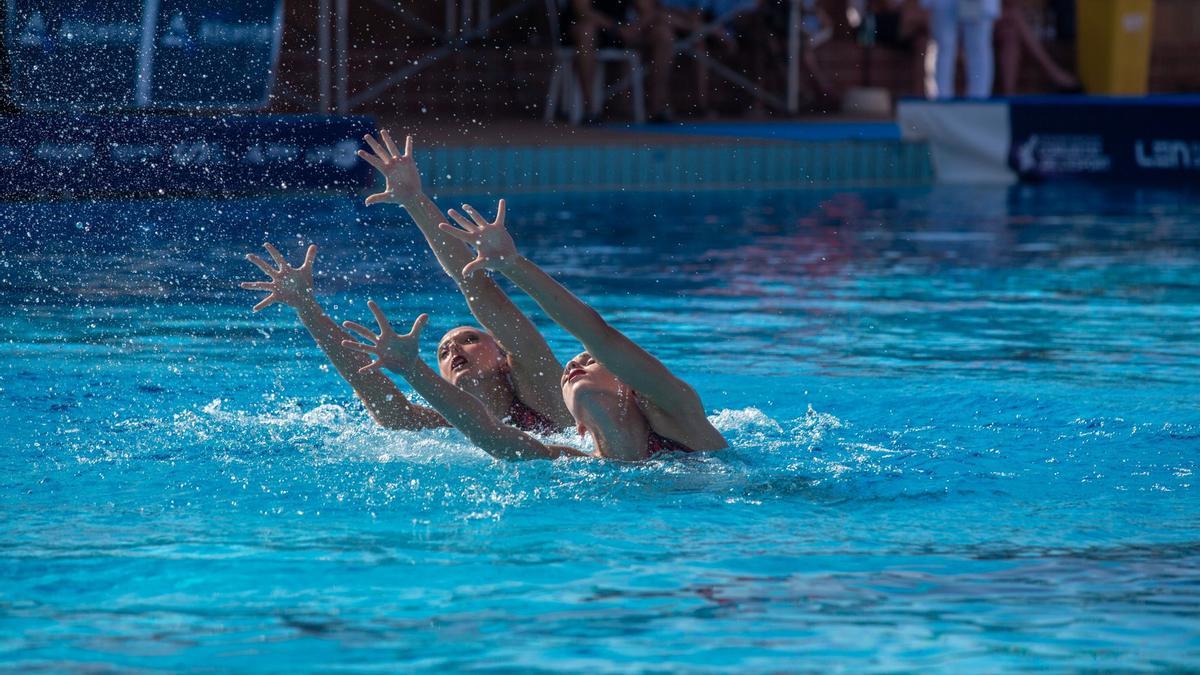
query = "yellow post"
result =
(1076, 0, 1155, 95)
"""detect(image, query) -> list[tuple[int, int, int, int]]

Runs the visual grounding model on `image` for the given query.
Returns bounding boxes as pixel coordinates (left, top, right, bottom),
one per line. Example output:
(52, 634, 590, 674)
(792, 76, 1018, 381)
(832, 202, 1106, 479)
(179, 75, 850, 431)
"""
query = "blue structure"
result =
(5, 0, 284, 111)
(1, 1, 373, 198)
(0, 114, 375, 197)
(899, 95, 1200, 184)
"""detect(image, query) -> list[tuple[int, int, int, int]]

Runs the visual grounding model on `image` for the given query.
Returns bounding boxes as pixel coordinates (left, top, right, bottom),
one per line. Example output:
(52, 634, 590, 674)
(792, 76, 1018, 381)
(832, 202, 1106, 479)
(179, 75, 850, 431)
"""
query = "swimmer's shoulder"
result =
(634, 393, 727, 452)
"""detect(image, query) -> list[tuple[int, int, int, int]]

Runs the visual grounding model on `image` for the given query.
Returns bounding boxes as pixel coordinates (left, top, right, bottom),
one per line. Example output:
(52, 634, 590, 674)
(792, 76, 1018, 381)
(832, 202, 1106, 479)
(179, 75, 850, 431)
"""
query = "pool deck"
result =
(372, 117, 932, 195)
(0, 113, 932, 199)
(371, 116, 901, 147)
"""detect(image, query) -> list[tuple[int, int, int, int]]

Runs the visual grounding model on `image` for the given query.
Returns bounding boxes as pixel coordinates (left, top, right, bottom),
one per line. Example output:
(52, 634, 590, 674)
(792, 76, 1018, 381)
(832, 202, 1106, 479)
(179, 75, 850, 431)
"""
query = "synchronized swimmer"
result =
(242, 130, 726, 461)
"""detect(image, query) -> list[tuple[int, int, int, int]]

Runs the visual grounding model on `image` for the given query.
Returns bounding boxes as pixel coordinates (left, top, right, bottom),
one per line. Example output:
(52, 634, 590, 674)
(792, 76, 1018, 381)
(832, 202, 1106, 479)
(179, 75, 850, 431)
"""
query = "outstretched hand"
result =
(438, 200, 518, 278)
(358, 130, 422, 207)
(341, 302, 429, 374)
(240, 243, 317, 311)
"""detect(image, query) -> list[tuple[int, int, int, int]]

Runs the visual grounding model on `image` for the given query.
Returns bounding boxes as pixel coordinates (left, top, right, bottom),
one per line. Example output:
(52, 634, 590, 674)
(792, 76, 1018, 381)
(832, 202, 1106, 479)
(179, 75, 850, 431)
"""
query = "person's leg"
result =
(691, 12, 714, 117)
(899, 1, 933, 97)
(1008, 1, 1078, 89)
(994, 5, 1021, 95)
(735, 9, 772, 117)
(929, 1, 959, 99)
(642, 14, 677, 117)
(664, 7, 710, 117)
(803, 42, 833, 103)
(694, 45, 712, 116)
(620, 19, 673, 118)
(571, 20, 601, 115)
(961, 15, 995, 98)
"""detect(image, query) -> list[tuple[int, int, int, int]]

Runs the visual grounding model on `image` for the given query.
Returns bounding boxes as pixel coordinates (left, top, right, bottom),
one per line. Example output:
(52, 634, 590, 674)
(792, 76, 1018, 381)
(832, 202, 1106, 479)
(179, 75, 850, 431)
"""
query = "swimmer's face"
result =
(560, 351, 625, 414)
(437, 327, 507, 385)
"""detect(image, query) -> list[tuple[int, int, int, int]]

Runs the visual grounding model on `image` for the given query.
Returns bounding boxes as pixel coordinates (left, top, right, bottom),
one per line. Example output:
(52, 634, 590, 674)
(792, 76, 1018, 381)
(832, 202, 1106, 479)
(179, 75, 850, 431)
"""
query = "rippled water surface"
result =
(2, 185, 1199, 670)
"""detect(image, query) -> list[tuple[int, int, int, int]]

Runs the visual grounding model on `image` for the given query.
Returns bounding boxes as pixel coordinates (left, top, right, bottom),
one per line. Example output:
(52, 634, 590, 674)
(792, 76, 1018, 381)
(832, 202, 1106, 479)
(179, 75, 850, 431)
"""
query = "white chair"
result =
(543, 0, 646, 124)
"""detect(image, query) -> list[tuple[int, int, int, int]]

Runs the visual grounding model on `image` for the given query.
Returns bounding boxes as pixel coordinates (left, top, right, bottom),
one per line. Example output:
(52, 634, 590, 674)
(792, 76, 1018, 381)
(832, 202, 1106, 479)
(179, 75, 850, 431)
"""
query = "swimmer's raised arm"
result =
(358, 132, 571, 427)
(440, 207, 725, 450)
(239, 243, 445, 430)
(340, 303, 591, 461)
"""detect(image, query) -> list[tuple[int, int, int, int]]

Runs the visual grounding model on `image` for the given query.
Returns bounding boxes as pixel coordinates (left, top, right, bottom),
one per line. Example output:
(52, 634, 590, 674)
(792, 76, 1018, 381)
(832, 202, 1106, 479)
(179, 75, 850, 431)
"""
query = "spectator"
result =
(923, 0, 1000, 99)
(660, 0, 753, 118)
(868, 0, 931, 97)
(994, 0, 1079, 95)
(736, 0, 834, 115)
(561, 0, 676, 123)
(797, 0, 836, 106)
(649, 0, 833, 117)
(661, 0, 720, 118)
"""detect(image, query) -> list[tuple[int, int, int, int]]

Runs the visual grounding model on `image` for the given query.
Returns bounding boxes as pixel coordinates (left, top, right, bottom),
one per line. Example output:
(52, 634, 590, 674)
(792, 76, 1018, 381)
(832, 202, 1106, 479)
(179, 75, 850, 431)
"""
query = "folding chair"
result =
(543, 0, 646, 124)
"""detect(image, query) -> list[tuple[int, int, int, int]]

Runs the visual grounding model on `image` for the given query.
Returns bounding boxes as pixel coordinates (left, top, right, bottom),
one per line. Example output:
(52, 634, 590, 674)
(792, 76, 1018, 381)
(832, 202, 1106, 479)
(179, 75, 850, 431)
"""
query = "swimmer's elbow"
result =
(586, 316, 623, 349)
(561, 300, 609, 336)
(377, 414, 431, 431)
(694, 425, 729, 452)
(371, 404, 445, 430)
(481, 443, 540, 461)
(365, 404, 406, 430)
(480, 430, 563, 461)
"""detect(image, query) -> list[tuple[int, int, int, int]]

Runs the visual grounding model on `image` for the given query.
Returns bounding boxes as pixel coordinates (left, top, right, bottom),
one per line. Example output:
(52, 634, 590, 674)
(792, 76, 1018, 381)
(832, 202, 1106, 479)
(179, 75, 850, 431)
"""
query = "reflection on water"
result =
(1, 184, 1198, 669)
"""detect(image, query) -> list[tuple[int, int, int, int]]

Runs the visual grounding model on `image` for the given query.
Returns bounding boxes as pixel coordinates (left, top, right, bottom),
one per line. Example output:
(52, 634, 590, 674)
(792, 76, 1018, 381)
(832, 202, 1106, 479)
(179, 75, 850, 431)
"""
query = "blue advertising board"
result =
(148, 0, 283, 109)
(900, 95, 1200, 185)
(0, 114, 377, 197)
(5, 0, 143, 110)
(5, 0, 283, 111)
(1009, 96, 1200, 183)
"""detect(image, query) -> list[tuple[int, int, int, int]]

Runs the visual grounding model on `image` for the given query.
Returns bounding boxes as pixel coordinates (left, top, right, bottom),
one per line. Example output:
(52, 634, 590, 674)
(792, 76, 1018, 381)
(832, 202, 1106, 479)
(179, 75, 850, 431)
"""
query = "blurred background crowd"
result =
(263, 0, 1197, 124)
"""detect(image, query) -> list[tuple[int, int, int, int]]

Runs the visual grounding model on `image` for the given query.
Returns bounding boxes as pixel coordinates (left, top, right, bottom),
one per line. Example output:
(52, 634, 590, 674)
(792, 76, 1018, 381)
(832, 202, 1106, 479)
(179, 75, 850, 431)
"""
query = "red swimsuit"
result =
(505, 392, 695, 455)
(646, 430, 695, 455)
(505, 398, 560, 435)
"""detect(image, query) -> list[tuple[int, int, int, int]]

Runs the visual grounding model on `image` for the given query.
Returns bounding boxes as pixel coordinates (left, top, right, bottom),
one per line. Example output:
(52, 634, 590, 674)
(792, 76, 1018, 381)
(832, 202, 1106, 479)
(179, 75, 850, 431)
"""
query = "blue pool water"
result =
(2, 185, 1198, 670)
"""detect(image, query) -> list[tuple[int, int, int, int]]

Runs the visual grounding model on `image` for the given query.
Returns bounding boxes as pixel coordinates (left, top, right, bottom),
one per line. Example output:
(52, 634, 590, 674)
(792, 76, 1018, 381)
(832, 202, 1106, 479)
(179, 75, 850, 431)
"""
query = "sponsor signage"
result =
(6, 0, 143, 110)
(0, 114, 376, 197)
(1009, 98, 1200, 182)
(5, 0, 283, 111)
(148, 0, 283, 108)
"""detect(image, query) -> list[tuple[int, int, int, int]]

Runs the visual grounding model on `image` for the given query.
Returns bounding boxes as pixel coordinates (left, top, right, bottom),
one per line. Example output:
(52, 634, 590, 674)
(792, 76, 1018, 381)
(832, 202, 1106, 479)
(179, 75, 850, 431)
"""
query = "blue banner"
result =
(148, 0, 283, 109)
(5, 0, 283, 111)
(0, 114, 377, 197)
(1009, 96, 1200, 182)
(6, 0, 143, 110)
